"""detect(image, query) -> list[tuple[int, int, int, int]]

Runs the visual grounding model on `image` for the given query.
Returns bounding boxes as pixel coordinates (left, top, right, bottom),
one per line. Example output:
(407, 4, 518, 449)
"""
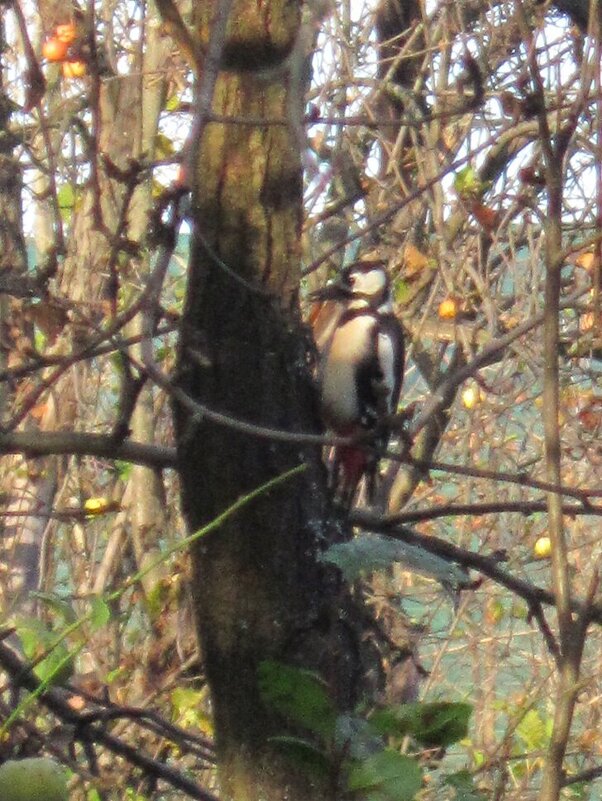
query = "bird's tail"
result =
(330, 444, 369, 507)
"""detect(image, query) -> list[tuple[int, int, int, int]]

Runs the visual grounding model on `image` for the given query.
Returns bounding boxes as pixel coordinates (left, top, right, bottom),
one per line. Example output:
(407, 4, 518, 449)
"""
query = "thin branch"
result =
(0, 431, 176, 469)
(71, 705, 215, 764)
(527, 601, 561, 666)
(376, 500, 602, 525)
(408, 286, 589, 438)
(348, 514, 602, 626)
(0, 321, 177, 385)
(302, 119, 539, 277)
(562, 765, 602, 787)
(154, 0, 200, 71)
(0, 642, 219, 801)
(398, 454, 601, 503)
(136, 346, 602, 503)
(511, 3, 587, 798)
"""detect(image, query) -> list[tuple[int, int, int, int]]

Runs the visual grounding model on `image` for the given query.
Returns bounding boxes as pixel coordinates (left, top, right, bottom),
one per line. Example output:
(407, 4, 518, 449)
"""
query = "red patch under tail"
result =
(334, 445, 367, 504)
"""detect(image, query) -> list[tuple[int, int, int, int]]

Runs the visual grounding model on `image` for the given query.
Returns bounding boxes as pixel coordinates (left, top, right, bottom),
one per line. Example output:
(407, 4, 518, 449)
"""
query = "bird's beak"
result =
(308, 280, 351, 302)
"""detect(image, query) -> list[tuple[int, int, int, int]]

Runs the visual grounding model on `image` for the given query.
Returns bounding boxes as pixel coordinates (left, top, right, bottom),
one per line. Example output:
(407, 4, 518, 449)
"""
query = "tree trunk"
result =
(174, 3, 364, 799)
(125, 21, 170, 610)
(0, 15, 51, 616)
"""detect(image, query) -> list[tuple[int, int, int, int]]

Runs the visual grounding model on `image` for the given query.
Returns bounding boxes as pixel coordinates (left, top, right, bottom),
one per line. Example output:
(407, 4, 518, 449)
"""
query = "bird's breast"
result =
(320, 314, 376, 429)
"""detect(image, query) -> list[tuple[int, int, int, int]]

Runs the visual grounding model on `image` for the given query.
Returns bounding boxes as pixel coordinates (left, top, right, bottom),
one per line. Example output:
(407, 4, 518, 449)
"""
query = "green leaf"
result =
(32, 643, 73, 686)
(31, 592, 77, 624)
(114, 460, 132, 481)
(444, 770, 487, 801)
(104, 667, 125, 685)
(347, 750, 422, 801)
(258, 660, 337, 741)
(57, 184, 76, 221)
(516, 708, 550, 752)
(0, 757, 69, 801)
(393, 279, 411, 304)
(155, 132, 175, 159)
(336, 714, 383, 760)
(57, 183, 75, 208)
(34, 328, 47, 352)
(89, 596, 111, 630)
(268, 735, 331, 779)
(146, 579, 170, 619)
(14, 618, 74, 686)
(16, 617, 54, 659)
(453, 166, 480, 198)
(124, 790, 149, 801)
(171, 686, 204, 717)
(165, 95, 181, 112)
(321, 533, 468, 589)
(370, 702, 472, 748)
(171, 686, 212, 732)
(413, 702, 472, 747)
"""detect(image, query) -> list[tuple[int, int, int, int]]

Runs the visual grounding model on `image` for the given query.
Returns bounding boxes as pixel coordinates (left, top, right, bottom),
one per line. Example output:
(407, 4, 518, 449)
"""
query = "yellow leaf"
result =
(403, 243, 429, 276)
(580, 312, 595, 332)
(575, 250, 596, 271)
(461, 385, 479, 409)
(30, 402, 49, 421)
(438, 297, 458, 320)
(84, 496, 112, 516)
(533, 536, 551, 559)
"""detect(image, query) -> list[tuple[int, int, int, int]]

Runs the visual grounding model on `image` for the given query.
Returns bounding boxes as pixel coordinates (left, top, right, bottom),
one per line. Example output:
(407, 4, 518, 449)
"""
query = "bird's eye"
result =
(348, 274, 356, 285)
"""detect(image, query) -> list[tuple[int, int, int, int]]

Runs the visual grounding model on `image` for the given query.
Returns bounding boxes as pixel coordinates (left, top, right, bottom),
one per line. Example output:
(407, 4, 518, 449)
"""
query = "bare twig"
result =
(348, 514, 602, 626)
(0, 641, 219, 801)
(408, 287, 589, 439)
(0, 431, 176, 469)
(370, 499, 602, 525)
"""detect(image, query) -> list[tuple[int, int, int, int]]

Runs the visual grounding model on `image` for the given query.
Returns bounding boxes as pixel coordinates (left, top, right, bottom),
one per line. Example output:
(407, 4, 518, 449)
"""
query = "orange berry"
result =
(42, 37, 69, 62)
(438, 297, 457, 320)
(471, 202, 498, 231)
(55, 22, 77, 44)
(62, 60, 87, 79)
(175, 163, 187, 186)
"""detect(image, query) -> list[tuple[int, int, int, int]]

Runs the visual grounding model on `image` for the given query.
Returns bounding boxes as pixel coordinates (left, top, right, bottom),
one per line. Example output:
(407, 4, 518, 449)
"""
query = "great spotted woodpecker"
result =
(310, 261, 405, 505)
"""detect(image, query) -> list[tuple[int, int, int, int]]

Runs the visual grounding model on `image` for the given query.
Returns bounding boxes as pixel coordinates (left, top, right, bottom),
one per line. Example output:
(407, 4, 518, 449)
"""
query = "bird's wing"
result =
(375, 316, 405, 415)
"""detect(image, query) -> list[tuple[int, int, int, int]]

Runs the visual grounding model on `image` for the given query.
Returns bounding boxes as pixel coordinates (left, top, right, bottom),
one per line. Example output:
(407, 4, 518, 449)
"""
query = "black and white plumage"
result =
(310, 262, 405, 505)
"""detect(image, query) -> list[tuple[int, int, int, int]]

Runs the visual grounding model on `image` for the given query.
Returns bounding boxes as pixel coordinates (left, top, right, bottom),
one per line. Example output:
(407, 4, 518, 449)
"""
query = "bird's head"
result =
(309, 261, 391, 309)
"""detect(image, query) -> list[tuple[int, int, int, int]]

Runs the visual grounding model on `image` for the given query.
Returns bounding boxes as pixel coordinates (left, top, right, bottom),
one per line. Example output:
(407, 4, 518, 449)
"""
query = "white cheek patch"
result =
(354, 269, 386, 298)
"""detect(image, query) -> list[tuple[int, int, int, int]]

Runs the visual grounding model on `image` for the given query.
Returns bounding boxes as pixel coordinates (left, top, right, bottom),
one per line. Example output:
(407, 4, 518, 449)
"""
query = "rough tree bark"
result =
(173, 2, 365, 800)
